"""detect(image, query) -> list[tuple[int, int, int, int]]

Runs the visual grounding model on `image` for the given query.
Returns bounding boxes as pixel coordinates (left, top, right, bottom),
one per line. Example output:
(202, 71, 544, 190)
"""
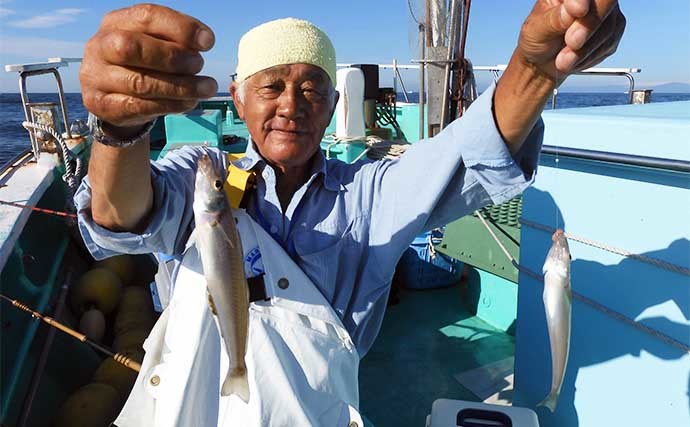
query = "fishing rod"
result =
(0, 199, 77, 219)
(0, 294, 141, 372)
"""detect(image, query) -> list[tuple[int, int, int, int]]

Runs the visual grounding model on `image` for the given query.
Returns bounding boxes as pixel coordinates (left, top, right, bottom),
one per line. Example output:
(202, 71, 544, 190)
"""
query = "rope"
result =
(21, 121, 83, 198)
(518, 264, 690, 354)
(407, 0, 421, 25)
(322, 134, 410, 161)
(476, 213, 514, 264)
(519, 218, 690, 277)
(474, 214, 690, 354)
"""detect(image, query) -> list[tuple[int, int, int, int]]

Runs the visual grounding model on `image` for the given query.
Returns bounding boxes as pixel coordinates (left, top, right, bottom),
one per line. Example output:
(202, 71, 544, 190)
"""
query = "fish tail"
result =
(221, 367, 250, 402)
(537, 391, 559, 412)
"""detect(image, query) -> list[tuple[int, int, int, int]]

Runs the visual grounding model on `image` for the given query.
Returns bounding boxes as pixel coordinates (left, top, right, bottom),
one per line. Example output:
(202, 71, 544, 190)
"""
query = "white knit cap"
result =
(235, 18, 336, 85)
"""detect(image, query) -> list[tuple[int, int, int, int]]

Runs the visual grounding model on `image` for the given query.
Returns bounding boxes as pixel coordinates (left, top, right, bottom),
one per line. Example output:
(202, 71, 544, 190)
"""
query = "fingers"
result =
(563, 0, 590, 19)
(564, 0, 619, 53)
(91, 65, 218, 101)
(95, 30, 205, 75)
(555, 4, 625, 72)
(83, 90, 199, 128)
(80, 4, 217, 128)
(101, 3, 215, 51)
(574, 7, 626, 70)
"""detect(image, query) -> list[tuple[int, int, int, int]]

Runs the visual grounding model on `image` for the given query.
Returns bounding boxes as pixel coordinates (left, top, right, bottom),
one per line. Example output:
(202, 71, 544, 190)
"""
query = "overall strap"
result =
(224, 153, 255, 209)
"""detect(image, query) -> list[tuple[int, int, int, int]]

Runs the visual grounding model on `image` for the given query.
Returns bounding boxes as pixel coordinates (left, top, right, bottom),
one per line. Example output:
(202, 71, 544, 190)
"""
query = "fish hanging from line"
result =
(537, 229, 572, 413)
(193, 153, 250, 402)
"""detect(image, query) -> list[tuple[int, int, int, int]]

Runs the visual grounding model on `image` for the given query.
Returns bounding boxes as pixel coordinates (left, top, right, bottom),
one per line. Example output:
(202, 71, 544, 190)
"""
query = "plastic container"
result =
(320, 140, 368, 163)
(164, 109, 222, 146)
(397, 230, 462, 289)
(426, 399, 539, 427)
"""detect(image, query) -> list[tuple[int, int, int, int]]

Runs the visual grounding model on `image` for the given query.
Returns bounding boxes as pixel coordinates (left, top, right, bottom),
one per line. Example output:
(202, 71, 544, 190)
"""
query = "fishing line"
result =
(554, 3, 564, 232)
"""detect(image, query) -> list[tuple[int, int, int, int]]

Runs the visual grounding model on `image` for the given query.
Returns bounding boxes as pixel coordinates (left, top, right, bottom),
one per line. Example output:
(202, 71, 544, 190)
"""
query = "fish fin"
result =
(537, 391, 559, 412)
(215, 220, 236, 249)
(206, 290, 218, 316)
(187, 228, 198, 246)
(221, 367, 250, 402)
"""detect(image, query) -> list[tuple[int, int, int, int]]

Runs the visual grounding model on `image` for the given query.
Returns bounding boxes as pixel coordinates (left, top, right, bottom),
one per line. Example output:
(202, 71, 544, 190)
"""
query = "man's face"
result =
(231, 64, 338, 172)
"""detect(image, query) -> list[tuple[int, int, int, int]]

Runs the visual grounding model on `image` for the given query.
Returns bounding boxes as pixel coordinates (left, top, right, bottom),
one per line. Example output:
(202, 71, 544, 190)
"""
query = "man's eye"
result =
(303, 88, 325, 98)
(258, 85, 281, 97)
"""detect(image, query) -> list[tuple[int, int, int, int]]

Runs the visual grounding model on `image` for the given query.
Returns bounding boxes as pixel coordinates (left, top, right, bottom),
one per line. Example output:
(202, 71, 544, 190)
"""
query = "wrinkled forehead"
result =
(248, 64, 332, 87)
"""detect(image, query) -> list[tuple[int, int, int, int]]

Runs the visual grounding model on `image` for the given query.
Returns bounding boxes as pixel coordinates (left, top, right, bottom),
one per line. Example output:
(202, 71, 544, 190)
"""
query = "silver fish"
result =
(193, 154, 250, 402)
(537, 229, 572, 412)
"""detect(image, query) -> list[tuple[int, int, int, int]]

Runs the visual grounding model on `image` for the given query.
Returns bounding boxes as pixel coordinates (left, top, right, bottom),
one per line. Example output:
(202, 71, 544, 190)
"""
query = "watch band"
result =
(88, 113, 155, 148)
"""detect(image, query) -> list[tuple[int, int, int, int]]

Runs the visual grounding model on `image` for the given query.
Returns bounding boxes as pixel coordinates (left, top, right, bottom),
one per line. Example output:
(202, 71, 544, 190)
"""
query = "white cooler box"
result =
(426, 399, 539, 427)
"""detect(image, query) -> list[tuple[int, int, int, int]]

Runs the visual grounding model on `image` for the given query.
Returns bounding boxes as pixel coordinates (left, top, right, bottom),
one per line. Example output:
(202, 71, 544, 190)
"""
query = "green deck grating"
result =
(359, 283, 515, 427)
(438, 196, 522, 282)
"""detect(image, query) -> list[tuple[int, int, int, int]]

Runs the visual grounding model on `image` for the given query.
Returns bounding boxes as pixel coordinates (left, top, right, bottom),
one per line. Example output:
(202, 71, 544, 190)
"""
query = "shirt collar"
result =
(230, 138, 341, 192)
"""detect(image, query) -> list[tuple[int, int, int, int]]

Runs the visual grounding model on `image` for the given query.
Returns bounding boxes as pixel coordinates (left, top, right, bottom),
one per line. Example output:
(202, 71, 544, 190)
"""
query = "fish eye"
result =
(214, 179, 223, 190)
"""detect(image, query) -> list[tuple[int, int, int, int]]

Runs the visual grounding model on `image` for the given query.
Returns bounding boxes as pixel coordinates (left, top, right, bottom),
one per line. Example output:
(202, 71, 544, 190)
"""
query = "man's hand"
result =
(493, 0, 625, 152)
(80, 3, 218, 134)
(517, 0, 626, 84)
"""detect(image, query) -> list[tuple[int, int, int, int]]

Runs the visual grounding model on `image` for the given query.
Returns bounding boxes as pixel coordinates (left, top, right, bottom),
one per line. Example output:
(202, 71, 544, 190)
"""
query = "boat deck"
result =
(359, 282, 515, 427)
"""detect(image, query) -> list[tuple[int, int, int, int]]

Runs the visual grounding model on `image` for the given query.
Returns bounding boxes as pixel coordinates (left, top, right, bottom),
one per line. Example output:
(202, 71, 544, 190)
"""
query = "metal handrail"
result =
(541, 145, 690, 173)
(337, 62, 642, 107)
(5, 58, 82, 160)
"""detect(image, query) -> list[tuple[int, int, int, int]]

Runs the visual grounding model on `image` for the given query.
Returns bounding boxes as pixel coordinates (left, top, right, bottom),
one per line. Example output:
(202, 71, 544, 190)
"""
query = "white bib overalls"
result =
(113, 210, 364, 427)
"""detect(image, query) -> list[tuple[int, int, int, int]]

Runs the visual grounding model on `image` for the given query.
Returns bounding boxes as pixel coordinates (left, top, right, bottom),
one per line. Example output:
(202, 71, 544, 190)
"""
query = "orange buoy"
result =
(95, 255, 136, 286)
(78, 308, 107, 342)
(54, 382, 122, 427)
(93, 349, 144, 398)
(70, 268, 123, 315)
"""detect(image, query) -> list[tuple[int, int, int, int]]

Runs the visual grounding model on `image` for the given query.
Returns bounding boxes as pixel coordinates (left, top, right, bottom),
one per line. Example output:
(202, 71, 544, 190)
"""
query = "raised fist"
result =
(518, 0, 626, 83)
(80, 3, 218, 132)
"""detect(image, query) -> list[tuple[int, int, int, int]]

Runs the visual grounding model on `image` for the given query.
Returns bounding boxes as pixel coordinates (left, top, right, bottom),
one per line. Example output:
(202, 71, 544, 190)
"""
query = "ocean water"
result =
(2, 91, 689, 167)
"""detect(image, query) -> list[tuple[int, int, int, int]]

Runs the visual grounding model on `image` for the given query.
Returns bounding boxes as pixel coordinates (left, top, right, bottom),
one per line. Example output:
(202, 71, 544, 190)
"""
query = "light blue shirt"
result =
(75, 84, 543, 356)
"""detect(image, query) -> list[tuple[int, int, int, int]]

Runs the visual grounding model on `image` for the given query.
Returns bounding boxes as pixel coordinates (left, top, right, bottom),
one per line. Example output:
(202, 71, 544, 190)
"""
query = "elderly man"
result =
(77, 1, 624, 426)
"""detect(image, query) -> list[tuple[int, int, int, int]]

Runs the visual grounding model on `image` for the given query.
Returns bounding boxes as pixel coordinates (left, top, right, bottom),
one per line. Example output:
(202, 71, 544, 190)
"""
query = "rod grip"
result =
(43, 317, 87, 342)
(113, 353, 142, 372)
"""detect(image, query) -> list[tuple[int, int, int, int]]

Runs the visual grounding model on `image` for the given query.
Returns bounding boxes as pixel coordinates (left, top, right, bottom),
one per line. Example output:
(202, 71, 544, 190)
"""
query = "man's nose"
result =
(276, 87, 306, 120)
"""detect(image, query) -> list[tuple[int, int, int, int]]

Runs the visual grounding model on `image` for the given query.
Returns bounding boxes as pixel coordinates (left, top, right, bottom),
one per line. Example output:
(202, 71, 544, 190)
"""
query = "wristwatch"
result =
(88, 113, 155, 148)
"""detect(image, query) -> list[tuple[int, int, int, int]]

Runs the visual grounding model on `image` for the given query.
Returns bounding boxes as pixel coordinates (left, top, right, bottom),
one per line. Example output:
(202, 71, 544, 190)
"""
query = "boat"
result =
(1, 2, 689, 426)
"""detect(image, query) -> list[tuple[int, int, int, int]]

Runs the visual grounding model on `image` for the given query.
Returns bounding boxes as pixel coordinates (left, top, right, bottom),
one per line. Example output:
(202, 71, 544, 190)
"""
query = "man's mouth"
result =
(271, 128, 307, 135)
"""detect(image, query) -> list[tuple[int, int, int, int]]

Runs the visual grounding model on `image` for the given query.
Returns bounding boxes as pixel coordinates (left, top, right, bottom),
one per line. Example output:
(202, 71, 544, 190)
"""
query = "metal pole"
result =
(393, 58, 398, 96)
(439, 0, 459, 130)
(396, 68, 410, 103)
(425, 0, 432, 48)
(624, 72, 635, 104)
(18, 73, 39, 160)
(419, 23, 426, 140)
(50, 69, 72, 139)
(541, 145, 690, 173)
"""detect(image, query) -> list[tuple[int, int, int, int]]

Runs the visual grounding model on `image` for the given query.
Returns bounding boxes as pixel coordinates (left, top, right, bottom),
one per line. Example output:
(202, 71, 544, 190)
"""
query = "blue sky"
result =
(1, 0, 688, 93)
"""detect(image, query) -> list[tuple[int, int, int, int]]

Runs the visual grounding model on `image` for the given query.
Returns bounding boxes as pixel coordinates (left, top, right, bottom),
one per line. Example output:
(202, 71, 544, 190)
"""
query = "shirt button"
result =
(278, 278, 289, 289)
(270, 225, 278, 234)
(348, 422, 358, 427)
(150, 375, 161, 386)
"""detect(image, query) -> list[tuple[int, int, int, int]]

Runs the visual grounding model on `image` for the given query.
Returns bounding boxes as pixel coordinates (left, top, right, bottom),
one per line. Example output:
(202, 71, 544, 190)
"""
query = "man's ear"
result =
(329, 90, 340, 119)
(229, 82, 246, 120)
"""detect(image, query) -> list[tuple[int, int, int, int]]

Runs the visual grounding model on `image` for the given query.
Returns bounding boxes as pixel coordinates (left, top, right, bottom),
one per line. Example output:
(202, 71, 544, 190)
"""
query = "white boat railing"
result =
(4, 57, 83, 160)
(338, 62, 643, 106)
